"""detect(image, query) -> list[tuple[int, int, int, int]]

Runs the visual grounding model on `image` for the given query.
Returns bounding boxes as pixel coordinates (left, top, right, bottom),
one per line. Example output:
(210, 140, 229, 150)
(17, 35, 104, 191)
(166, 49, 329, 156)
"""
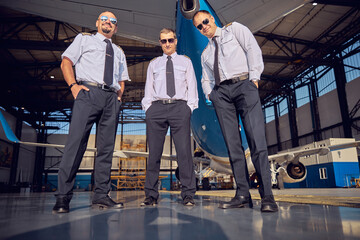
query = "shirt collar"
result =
(209, 27, 222, 42)
(163, 52, 178, 59)
(96, 32, 112, 42)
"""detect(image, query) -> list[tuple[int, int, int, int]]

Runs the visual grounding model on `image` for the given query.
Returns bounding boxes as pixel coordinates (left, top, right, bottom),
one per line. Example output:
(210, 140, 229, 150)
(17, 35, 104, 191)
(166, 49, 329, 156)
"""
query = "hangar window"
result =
(316, 67, 336, 97)
(295, 85, 310, 108)
(319, 168, 327, 180)
(343, 40, 360, 83)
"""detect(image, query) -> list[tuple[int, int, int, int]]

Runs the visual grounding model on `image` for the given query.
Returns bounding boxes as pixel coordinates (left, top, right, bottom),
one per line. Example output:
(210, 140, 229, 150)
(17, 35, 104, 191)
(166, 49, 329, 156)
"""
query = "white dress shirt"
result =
(62, 32, 130, 91)
(141, 52, 198, 112)
(201, 22, 264, 98)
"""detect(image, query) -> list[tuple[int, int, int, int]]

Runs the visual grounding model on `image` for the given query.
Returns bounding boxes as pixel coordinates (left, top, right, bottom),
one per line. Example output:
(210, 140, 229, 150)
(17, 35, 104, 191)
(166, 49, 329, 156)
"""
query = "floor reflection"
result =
(0, 192, 359, 239)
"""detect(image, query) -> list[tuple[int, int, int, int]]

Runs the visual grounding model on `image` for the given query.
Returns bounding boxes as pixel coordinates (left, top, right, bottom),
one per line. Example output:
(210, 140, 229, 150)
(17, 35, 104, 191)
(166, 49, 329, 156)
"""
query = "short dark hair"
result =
(192, 10, 212, 25)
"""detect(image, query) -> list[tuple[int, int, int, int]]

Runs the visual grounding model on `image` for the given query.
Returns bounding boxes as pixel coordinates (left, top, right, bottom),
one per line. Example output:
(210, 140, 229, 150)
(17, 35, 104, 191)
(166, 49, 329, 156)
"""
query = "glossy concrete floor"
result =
(0, 191, 359, 240)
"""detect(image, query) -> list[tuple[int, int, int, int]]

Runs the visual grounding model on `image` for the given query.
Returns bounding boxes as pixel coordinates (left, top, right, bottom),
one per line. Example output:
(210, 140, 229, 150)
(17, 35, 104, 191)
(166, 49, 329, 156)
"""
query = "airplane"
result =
(1, 0, 359, 189)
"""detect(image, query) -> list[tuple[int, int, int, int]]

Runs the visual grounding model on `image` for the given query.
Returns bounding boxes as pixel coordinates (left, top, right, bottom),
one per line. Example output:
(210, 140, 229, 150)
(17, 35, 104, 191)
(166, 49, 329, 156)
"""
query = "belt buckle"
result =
(101, 84, 111, 91)
(164, 99, 172, 104)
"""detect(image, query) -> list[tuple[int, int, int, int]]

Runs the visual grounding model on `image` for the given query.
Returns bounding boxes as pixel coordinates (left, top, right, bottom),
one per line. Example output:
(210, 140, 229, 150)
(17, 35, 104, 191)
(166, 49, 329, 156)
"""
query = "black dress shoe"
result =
(92, 196, 124, 209)
(140, 196, 158, 206)
(183, 195, 195, 206)
(52, 197, 70, 214)
(219, 195, 253, 209)
(261, 195, 278, 212)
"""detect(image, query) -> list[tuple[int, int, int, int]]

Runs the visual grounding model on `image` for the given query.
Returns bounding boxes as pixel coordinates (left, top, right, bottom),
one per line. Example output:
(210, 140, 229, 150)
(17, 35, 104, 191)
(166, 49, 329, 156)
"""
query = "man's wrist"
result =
(69, 82, 77, 89)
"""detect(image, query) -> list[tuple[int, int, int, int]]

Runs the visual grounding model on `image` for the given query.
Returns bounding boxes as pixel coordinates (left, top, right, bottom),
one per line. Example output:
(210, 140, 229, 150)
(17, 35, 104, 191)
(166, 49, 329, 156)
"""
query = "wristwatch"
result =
(69, 82, 77, 89)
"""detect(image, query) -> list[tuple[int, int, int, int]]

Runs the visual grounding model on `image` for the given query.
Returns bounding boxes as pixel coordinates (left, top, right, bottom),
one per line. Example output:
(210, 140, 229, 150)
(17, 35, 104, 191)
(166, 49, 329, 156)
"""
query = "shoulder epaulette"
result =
(116, 45, 125, 54)
(183, 55, 191, 60)
(224, 22, 233, 28)
(150, 57, 158, 63)
(201, 44, 209, 55)
(81, 32, 92, 36)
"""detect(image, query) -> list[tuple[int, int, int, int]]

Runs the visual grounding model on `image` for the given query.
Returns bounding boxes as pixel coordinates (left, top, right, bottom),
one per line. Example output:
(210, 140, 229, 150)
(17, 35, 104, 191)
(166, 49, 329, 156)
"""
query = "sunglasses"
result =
(160, 38, 175, 44)
(100, 15, 117, 25)
(196, 18, 209, 31)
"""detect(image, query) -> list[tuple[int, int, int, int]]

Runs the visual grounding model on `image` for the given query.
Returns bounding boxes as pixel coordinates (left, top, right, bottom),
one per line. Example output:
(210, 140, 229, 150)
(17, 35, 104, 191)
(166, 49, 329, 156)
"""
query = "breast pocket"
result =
(114, 54, 122, 80)
(204, 54, 215, 71)
(221, 34, 237, 57)
(174, 65, 186, 82)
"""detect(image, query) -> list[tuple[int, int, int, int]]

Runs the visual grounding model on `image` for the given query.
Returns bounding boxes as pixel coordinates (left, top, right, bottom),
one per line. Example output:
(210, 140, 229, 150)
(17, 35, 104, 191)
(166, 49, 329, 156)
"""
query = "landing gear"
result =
(202, 178, 211, 191)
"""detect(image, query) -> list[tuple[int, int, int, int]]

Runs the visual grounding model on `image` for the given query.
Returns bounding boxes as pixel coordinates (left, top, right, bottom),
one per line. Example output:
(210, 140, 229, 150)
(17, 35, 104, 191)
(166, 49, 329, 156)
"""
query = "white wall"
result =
(0, 109, 37, 183)
(266, 77, 360, 151)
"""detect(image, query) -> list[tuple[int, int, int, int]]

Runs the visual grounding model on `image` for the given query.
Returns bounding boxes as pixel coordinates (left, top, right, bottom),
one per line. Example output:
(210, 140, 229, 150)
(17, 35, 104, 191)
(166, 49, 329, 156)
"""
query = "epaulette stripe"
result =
(183, 55, 191, 60)
(81, 32, 92, 36)
(202, 45, 209, 55)
(150, 57, 158, 63)
(225, 22, 233, 28)
(116, 45, 125, 54)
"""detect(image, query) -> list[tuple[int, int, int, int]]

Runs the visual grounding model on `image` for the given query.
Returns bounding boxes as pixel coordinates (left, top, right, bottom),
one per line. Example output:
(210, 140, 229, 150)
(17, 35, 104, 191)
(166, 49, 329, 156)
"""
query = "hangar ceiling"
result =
(0, 1, 359, 129)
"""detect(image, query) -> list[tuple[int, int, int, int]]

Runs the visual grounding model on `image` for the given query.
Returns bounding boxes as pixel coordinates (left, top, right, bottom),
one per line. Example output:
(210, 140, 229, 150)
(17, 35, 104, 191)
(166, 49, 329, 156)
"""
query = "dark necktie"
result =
(103, 39, 114, 86)
(166, 56, 176, 98)
(213, 37, 221, 86)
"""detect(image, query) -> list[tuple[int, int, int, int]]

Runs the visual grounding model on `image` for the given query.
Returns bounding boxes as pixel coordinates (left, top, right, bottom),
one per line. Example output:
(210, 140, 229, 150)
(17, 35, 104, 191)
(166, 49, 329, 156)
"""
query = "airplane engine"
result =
(278, 162, 307, 183)
(180, 0, 200, 19)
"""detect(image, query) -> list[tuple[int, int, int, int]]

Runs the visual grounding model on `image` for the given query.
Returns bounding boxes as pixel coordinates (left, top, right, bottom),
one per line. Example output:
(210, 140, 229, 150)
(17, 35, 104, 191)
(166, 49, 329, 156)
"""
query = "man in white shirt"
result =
(193, 10, 278, 212)
(141, 28, 198, 206)
(53, 11, 129, 213)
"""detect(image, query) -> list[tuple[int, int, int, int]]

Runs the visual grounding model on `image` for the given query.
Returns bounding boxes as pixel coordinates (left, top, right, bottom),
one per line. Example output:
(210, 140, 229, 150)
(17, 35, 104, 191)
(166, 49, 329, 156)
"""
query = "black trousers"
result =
(145, 101, 196, 200)
(209, 79, 273, 198)
(56, 85, 121, 201)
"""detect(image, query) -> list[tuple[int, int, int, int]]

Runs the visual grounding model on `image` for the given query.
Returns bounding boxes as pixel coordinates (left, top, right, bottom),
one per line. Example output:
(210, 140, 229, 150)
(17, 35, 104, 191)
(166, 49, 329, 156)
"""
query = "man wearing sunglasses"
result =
(141, 28, 198, 206)
(53, 11, 130, 213)
(193, 10, 278, 212)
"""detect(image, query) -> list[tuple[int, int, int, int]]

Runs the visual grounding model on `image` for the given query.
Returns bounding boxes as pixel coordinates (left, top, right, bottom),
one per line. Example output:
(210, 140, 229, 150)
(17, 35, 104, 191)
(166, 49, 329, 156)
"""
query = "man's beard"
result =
(102, 26, 111, 34)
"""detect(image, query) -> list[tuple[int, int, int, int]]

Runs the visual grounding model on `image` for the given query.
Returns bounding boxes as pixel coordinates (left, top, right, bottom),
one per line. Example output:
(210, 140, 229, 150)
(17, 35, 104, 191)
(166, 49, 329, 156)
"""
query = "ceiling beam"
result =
(313, 0, 360, 7)
(0, 39, 162, 56)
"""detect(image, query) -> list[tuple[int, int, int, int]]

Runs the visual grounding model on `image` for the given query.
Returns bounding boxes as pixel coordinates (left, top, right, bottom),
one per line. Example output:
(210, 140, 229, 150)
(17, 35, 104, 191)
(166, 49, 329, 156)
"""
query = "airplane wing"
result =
(268, 141, 360, 164)
(0, 111, 178, 160)
(119, 150, 176, 161)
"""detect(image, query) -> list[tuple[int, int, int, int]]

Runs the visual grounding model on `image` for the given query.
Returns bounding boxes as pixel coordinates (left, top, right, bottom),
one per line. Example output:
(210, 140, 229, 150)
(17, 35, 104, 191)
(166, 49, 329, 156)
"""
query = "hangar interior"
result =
(0, 0, 359, 192)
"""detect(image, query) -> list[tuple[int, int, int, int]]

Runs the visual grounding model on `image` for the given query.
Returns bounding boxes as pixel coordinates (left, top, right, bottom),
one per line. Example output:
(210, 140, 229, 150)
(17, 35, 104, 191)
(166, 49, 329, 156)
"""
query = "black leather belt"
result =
(78, 81, 117, 93)
(220, 74, 249, 85)
(153, 99, 185, 104)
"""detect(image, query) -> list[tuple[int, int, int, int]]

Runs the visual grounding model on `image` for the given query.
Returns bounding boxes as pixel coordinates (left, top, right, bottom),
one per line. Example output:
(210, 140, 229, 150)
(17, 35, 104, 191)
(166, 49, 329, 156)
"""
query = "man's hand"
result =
(71, 84, 89, 99)
(252, 79, 259, 88)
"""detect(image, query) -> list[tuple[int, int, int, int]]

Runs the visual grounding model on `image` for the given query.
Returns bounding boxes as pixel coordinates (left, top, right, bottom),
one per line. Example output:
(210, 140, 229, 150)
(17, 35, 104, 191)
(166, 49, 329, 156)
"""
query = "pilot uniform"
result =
(57, 32, 130, 202)
(142, 52, 198, 202)
(201, 22, 274, 202)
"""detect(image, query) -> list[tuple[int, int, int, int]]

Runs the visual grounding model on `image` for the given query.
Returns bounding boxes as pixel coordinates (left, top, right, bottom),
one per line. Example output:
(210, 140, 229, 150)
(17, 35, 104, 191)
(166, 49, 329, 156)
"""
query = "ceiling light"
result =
(50, 75, 55, 79)
(312, 2, 317, 6)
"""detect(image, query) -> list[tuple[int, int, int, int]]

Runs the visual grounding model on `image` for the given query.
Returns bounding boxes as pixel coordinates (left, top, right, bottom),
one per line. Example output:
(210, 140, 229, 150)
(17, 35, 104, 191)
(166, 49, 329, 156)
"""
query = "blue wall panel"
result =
(284, 162, 360, 188)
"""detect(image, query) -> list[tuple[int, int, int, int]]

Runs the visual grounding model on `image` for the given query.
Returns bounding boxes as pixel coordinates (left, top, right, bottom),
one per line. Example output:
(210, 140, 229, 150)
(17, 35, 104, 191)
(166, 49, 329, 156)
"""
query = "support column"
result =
(287, 92, 299, 148)
(333, 57, 352, 138)
(33, 123, 47, 192)
(274, 103, 282, 152)
(9, 110, 23, 187)
(309, 78, 322, 141)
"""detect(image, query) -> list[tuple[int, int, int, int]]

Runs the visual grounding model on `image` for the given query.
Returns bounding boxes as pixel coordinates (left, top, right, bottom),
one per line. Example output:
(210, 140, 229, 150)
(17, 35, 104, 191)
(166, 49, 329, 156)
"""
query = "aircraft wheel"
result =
(202, 178, 211, 191)
(196, 178, 199, 191)
(175, 167, 180, 181)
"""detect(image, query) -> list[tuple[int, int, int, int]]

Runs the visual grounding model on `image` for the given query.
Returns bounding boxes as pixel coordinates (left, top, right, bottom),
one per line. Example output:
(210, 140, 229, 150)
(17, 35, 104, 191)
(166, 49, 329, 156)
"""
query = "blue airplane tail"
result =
(0, 111, 20, 143)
